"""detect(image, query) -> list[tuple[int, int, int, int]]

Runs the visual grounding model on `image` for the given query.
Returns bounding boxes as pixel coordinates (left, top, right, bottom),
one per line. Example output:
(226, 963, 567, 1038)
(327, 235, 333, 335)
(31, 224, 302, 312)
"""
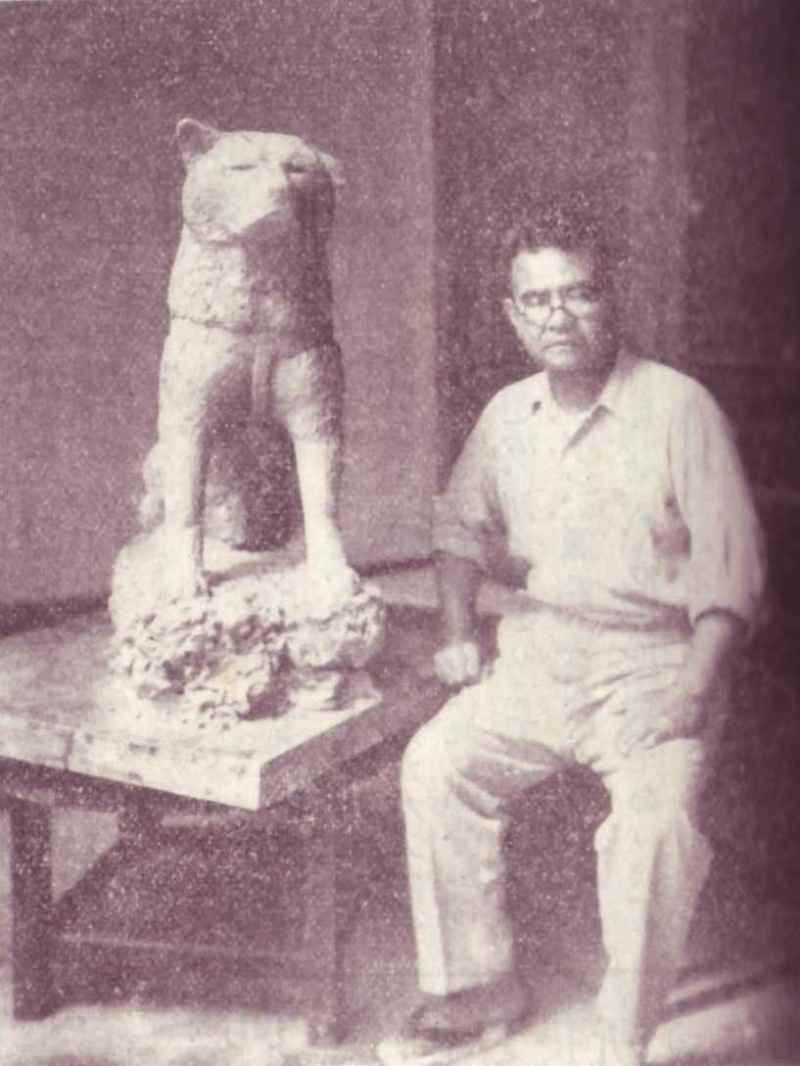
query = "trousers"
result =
(401, 608, 719, 1044)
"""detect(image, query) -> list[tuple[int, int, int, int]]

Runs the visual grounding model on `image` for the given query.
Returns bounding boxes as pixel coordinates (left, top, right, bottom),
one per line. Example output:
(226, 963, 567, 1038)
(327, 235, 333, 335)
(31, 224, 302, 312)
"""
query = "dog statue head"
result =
(175, 118, 343, 246)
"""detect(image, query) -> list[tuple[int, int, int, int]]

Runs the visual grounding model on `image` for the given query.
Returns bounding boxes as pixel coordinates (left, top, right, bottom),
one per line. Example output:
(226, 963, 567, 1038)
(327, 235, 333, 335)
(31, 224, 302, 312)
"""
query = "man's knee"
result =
(613, 736, 709, 811)
(401, 693, 485, 807)
(617, 793, 700, 843)
(401, 720, 443, 804)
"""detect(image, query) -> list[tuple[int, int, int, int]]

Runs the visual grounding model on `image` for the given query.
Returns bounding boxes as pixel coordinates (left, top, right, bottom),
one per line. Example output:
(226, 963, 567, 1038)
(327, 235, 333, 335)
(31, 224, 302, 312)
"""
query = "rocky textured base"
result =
(109, 534, 385, 723)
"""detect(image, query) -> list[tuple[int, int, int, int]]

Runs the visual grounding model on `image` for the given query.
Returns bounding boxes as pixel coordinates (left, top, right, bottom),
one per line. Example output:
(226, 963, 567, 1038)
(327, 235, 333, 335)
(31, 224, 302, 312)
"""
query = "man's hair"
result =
(500, 197, 616, 288)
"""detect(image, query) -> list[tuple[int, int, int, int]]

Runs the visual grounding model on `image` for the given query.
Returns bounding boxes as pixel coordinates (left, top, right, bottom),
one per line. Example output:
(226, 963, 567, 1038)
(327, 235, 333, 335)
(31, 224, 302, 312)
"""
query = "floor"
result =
(1, 775, 800, 1066)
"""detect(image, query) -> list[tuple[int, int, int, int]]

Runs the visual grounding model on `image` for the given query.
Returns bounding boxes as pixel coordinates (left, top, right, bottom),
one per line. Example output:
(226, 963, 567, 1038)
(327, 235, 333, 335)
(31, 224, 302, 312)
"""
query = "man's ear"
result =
(317, 151, 344, 187)
(175, 119, 220, 165)
(502, 296, 516, 325)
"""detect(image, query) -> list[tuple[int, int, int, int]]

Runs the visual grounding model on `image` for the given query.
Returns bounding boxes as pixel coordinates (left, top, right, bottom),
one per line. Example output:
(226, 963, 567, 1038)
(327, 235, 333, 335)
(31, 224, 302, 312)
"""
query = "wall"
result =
(432, 0, 637, 466)
(5, 0, 798, 605)
(0, 0, 436, 605)
(687, 0, 800, 484)
(685, 0, 800, 615)
(683, 0, 800, 902)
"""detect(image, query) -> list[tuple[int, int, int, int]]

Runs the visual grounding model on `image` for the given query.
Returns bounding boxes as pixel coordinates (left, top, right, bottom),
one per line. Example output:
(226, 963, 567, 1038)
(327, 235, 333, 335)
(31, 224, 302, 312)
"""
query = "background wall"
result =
(685, 0, 800, 618)
(3, 0, 799, 614)
(430, 0, 690, 469)
(0, 0, 436, 605)
(432, 0, 632, 465)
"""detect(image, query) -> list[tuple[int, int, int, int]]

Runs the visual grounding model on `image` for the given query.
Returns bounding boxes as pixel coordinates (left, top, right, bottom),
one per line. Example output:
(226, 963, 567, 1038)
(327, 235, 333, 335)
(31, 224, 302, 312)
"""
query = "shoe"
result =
(376, 974, 531, 1066)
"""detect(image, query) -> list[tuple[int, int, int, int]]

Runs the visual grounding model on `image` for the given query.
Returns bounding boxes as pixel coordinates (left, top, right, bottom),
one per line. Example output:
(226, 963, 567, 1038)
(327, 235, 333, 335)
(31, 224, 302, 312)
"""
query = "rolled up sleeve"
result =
(670, 388, 767, 632)
(432, 411, 504, 570)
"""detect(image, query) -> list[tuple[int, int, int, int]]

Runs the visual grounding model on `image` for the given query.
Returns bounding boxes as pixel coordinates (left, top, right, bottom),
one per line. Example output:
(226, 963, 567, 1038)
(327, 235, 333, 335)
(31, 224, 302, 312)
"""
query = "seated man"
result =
(379, 203, 766, 1066)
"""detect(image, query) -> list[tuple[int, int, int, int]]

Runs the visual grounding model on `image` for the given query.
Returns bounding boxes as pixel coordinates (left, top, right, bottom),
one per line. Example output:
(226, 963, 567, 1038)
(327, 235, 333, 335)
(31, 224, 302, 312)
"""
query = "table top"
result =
(0, 604, 444, 810)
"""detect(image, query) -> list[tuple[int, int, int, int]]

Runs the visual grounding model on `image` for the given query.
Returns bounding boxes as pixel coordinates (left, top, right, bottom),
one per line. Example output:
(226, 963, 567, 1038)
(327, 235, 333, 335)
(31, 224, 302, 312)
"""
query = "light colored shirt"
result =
(433, 353, 766, 631)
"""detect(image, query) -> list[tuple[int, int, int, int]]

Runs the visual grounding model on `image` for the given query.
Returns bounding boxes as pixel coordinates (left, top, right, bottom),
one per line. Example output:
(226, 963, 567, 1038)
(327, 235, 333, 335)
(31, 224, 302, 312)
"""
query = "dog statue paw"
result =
(305, 555, 360, 617)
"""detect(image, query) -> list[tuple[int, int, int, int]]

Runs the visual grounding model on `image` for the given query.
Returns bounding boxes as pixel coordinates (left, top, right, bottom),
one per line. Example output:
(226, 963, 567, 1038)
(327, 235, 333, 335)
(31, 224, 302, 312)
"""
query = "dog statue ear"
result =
(175, 119, 221, 165)
(317, 151, 344, 187)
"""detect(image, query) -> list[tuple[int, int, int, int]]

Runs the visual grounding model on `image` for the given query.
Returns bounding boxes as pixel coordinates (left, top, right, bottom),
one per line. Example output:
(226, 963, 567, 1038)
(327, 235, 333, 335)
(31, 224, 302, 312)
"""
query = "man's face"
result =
(504, 247, 612, 374)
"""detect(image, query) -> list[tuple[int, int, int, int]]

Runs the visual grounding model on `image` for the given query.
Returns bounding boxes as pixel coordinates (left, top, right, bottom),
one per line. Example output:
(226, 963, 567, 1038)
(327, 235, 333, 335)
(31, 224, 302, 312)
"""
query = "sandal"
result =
(376, 979, 532, 1066)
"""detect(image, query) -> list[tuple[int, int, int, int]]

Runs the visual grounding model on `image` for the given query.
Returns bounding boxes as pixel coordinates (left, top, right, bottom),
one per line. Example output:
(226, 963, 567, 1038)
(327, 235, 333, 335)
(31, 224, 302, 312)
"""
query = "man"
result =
(378, 204, 766, 1066)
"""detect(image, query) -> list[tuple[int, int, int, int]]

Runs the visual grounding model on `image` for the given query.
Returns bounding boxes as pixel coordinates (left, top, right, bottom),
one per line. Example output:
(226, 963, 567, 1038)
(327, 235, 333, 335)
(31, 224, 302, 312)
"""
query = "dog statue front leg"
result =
(159, 420, 211, 598)
(292, 434, 357, 608)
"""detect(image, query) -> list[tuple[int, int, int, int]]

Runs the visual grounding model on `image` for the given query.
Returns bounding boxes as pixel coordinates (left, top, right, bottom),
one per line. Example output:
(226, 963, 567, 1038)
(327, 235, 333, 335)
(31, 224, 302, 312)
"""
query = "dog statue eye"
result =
(285, 160, 309, 175)
(229, 163, 256, 171)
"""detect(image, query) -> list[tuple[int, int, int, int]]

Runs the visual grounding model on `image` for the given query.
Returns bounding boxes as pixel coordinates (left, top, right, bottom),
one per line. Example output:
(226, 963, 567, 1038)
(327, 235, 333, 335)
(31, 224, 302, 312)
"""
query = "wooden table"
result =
(0, 602, 446, 1042)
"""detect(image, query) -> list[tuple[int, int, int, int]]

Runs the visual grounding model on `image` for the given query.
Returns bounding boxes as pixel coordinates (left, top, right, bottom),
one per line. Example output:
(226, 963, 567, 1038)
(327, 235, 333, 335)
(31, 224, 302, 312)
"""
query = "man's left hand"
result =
(614, 611, 743, 759)
(615, 687, 710, 758)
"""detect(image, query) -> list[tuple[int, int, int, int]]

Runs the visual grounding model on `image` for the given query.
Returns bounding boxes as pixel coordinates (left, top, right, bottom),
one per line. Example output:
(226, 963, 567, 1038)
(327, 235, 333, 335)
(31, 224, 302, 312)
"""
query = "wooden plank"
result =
(0, 709, 73, 771)
(0, 613, 110, 770)
(10, 798, 57, 1019)
(302, 793, 347, 1044)
(0, 755, 220, 819)
(257, 672, 444, 808)
(0, 613, 110, 717)
(67, 671, 442, 811)
(67, 726, 265, 810)
(65, 670, 383, 809)
(0, 604, 444, 809)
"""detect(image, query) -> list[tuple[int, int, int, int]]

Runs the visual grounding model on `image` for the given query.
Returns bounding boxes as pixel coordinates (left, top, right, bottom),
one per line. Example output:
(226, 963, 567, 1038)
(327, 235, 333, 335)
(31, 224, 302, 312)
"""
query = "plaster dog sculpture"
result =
(109, 119, 384, 720)
(140, 118, 354, 604)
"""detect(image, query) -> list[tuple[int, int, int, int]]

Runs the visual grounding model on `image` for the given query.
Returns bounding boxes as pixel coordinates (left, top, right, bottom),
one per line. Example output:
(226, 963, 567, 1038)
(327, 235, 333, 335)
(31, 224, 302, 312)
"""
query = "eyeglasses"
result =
(513, 282, 604, 323)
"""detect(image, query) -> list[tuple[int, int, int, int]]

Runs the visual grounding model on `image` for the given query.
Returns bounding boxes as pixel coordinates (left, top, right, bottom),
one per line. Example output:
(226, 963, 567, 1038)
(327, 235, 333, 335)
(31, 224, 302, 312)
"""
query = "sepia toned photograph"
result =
(0, 1, 798, 1064)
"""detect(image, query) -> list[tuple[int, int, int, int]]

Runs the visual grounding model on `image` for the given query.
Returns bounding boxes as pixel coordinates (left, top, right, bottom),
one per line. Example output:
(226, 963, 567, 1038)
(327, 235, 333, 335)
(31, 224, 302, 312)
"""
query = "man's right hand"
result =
(433, 639, 482, 687)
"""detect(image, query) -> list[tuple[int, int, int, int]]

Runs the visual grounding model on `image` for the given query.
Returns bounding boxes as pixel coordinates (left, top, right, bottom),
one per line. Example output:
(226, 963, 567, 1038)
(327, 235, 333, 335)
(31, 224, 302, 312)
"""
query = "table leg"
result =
(9, 798, 56, 1019)
(303, 788, 348, 1045)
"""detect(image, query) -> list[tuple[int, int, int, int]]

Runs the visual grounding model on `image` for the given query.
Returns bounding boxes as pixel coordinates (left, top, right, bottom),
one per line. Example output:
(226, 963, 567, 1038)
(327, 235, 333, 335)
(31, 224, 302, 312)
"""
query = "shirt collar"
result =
(529, 349, 636, 421)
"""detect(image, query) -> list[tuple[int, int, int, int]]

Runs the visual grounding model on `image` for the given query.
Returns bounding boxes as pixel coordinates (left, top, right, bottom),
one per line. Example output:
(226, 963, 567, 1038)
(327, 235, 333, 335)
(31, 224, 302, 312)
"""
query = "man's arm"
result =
(680, 609, 745, 701)
(618, 386, 765, 755)
(432, 552, 485, 686)
(437, 551, 482, 644)
(431, 398, 505, 687)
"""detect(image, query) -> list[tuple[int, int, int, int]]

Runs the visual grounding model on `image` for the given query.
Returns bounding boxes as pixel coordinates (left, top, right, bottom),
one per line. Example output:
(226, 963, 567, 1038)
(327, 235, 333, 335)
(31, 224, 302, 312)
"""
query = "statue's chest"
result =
(170, 271, 301, 335)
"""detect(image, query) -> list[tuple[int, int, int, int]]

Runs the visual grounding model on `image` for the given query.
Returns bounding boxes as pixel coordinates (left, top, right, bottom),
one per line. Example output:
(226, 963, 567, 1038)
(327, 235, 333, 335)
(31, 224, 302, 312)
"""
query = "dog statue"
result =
(109, 120, 385, 720)
(139, 118, 354, 604)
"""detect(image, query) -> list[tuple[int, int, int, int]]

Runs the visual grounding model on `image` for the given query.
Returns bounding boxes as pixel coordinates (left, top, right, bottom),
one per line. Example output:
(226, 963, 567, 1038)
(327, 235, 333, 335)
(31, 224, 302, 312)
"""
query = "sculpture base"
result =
(109, 533, 386, 724)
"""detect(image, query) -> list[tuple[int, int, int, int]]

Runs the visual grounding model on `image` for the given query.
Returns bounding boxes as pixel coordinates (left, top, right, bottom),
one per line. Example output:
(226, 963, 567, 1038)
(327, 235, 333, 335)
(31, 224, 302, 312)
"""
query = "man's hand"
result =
(615, 610, 743, 759)
(615, 687, 709, 759)
(433, 552, 485, 687)
(434, 639, 482, 687)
